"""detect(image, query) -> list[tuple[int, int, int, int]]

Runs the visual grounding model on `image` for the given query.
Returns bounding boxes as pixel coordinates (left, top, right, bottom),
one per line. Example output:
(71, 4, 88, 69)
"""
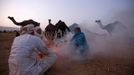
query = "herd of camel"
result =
(8, 16, 70, 40)
(8, 16, 126, 40)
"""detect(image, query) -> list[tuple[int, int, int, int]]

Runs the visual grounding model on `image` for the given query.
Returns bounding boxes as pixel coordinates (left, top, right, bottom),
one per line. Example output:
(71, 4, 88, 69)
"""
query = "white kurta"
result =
(8, 34, 57, 75)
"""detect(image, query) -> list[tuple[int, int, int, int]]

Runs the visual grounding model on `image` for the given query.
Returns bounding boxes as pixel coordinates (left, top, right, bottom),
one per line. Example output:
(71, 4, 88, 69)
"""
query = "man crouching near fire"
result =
(8, 24, 57, 75)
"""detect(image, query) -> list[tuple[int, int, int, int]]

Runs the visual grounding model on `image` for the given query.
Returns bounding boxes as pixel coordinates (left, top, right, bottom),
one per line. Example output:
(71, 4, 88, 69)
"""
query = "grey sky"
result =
(0, 0, 133, 29)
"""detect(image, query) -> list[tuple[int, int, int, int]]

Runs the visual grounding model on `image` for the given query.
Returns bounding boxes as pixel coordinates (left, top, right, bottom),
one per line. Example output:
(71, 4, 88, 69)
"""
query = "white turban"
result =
(20, 24, 35, 34)
(20, 24, 44, 39)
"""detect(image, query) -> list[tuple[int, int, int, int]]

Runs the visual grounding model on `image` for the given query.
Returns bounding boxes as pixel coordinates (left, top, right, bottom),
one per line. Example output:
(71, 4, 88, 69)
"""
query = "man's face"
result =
(74, 28, 79, 33)
(36, 28, 42, 34)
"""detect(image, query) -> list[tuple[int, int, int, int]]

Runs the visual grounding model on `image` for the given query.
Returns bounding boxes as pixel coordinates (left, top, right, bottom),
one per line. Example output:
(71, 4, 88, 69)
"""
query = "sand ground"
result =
(0, 32, 134, 75)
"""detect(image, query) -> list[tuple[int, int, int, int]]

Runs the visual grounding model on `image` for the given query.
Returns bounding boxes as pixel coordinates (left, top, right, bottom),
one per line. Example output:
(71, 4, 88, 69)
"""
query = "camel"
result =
(55, 20, 70, 37)
(45, 19, 56, 32)
(44, 19, 70, 40)
(8, 16, 40, 27)
(44, 19, 56, 41)
(95, 20, 126, 34)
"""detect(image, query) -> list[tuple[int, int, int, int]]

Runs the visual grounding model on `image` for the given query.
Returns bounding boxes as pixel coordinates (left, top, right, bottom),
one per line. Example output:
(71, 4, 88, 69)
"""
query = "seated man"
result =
(71, 27, 88, 55)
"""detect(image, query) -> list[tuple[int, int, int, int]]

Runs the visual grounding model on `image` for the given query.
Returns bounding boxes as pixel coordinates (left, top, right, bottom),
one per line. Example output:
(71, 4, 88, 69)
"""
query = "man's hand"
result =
(37, 52, 48, 59)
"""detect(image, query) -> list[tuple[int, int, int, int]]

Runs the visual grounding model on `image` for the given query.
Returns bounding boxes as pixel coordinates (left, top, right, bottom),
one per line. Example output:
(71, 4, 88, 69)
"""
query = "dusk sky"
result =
(0, 0, 133, 29)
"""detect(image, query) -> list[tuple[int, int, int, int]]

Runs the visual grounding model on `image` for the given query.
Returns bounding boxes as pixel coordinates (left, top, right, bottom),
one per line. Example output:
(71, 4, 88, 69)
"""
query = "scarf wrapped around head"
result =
(20, 24, 43, 39)
(20, 24, 35, 34)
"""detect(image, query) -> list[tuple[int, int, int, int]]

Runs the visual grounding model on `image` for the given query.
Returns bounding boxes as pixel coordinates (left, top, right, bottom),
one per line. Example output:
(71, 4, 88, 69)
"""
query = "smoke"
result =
(113, 9, 134, 38)
(51, 18, 134, 63)
(49, 8, 134, 64)
(77, 9, 134, 59)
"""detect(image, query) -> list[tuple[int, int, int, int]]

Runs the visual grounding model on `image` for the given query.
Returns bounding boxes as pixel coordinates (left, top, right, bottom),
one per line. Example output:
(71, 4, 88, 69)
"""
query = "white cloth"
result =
(8, 34, 57, 75)
(20, 24, 35, 34)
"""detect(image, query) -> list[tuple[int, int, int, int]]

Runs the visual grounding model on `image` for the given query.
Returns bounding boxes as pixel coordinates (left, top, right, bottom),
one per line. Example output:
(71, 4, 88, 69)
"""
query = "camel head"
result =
(95, 20, 103, 27)
(95, 20, 101, 23)
(8, 16, 14, 20)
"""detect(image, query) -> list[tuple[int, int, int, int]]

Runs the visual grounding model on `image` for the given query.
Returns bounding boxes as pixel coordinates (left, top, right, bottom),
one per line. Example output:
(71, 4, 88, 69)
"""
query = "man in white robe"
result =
(8, 24, 57, 75)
